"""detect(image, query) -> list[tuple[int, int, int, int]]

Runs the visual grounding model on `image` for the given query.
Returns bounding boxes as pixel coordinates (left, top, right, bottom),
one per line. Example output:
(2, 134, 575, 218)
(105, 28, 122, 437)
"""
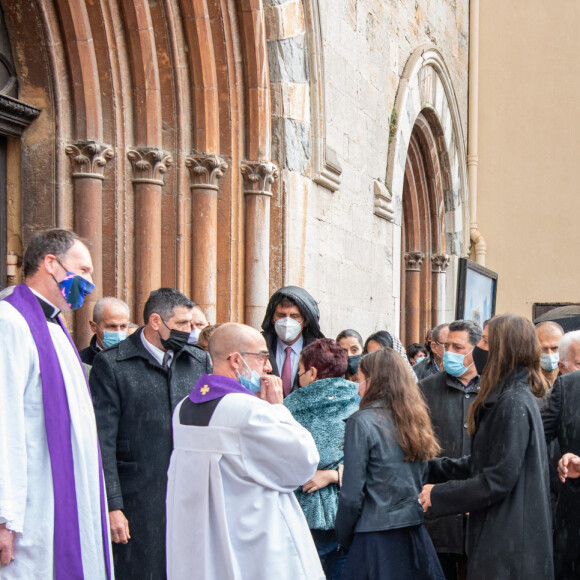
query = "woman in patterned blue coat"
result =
(284, 338, 360, 580)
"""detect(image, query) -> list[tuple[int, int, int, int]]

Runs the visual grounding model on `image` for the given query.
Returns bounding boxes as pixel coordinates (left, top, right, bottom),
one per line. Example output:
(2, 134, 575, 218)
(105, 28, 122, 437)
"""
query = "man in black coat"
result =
(542, 368, 580, 579)
(420, 319, 481, 580)
(90, 288, 211, 579)
(260, 286, 324, 396)
(79, 296, 130, 365)
(415, 322, 449, 381)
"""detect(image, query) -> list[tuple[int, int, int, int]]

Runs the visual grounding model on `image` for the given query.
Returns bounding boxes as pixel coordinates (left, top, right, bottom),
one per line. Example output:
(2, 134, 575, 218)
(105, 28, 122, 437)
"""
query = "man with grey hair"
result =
(558, 330, 580, 375)
(419, 319, 482, 579)
(414, 322, 450, 380)
(536, 321, 565, 388)
(79, 296, 130, 365)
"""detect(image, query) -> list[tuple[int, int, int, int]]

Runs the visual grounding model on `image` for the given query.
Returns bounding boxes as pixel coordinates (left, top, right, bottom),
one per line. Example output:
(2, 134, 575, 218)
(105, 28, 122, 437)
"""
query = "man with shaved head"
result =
(79, 296, 130, 365)
(166, 323, 324, 580)
(536, 321, 565, 388)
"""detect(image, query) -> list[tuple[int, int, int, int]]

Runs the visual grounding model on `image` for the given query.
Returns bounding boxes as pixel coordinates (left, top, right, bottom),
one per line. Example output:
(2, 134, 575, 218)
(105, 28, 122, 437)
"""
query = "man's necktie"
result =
(282, 346, 293, 396)
(162, 351, 172, 369)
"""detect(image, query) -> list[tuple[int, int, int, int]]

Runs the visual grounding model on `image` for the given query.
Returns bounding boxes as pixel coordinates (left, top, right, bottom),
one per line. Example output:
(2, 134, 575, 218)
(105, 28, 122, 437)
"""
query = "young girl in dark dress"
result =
(335, 348, 444, 580)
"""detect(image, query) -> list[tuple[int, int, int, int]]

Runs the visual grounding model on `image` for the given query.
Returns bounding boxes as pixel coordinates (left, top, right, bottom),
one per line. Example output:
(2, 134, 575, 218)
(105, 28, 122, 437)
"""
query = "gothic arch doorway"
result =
(400, 110, 449, 347)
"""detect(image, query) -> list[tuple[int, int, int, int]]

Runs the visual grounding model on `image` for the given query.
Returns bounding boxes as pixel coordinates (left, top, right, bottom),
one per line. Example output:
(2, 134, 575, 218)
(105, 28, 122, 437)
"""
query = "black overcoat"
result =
(90, 328, 211, 579)
(542, 370, 580, 578)
(428, 368, 553, 579)
(420, 371, 478, 555)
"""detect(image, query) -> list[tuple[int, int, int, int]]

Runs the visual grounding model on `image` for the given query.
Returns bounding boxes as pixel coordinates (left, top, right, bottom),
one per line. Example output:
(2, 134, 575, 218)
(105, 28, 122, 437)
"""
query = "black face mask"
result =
(160, 328, 191, 352)
(347, 355, 361, 376)
(472, 345, 488, 375)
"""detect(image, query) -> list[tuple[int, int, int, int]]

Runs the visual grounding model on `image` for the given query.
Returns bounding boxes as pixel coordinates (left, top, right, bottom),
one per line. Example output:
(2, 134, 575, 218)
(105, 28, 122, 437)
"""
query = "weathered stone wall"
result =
(266, 0, 469, 339)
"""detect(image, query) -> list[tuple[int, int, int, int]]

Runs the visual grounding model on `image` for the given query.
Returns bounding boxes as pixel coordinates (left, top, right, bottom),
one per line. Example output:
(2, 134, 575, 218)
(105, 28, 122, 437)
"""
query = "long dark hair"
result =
(359, 349, 440, 461)
(467, 314, 548, 434)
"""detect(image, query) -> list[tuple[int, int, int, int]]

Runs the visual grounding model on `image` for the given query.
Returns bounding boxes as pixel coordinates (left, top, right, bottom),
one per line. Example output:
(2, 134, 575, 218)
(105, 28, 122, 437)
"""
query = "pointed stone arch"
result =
(383, 45, 468, 341)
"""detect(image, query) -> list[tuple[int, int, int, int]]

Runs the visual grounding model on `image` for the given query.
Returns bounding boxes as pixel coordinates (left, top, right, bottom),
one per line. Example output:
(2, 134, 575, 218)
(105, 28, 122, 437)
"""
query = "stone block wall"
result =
(266, 0, 469, 339)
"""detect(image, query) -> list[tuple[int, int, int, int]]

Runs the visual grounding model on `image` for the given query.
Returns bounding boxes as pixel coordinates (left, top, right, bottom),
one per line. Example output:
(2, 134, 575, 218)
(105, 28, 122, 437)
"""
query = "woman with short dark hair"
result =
(336, 329, 364, 381)
(336, 348, 444, 580)
(419, 315, 553, 579)
(284, 338, 359, 580)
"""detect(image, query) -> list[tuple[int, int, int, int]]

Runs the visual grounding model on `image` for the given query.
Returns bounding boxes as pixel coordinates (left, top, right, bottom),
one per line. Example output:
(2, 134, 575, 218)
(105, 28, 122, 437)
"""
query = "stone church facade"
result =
(0, 0, 470, 348)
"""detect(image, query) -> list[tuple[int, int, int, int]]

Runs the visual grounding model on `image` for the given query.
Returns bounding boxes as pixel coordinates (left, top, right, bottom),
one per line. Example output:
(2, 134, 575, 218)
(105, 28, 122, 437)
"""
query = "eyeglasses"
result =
(273, 313, 304, 323)
(227, 352, 270, 363)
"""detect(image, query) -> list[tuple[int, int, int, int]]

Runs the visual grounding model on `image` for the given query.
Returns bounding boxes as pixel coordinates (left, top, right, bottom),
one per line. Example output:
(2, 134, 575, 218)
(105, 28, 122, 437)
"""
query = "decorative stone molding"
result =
(313, 145, 342, 192)
(404, 252, 425, 271)
(0, 94, 40, 137)
(127, 148, 173, 185)
(240, 161, 279, 196)
(431, 253, 450, 273)
(65, 141, 114, 180)
(373, 179, 395, 222)
(185, 154, 228, 191)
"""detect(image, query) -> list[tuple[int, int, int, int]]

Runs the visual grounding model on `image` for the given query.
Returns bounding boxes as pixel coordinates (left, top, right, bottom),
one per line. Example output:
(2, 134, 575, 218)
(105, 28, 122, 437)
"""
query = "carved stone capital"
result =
(431, 253, 450, 273)
(127, 148, 173, 185)
(185, 154, 228, 191)
(404, 251, 425, 271)
(240, 161, 279, 196)
(65, 141, 114, 180)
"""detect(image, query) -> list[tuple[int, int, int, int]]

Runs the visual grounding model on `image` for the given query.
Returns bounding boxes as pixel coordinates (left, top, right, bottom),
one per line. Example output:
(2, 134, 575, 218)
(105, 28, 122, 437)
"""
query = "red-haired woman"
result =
(336, 348, 444, 579)
(284, 338, 360, 580)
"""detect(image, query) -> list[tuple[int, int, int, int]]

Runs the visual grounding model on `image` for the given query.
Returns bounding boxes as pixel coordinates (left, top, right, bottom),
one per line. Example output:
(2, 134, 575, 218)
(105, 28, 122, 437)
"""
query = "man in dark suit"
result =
(90, 288, 211, 579)
(543, 369, 580, 579)
(420, 319, 482, 580)
(79, 296, 130, 365)
(260, 286, 324, 397)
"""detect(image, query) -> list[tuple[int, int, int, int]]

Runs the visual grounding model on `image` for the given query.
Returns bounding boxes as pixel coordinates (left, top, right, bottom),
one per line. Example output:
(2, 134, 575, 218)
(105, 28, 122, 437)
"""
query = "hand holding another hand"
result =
(419, 484, 434, 513)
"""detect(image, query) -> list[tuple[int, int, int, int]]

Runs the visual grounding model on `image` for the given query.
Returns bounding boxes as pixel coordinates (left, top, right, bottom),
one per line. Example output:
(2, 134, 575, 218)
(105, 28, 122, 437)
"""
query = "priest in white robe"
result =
(166, 322, 324, 580)
(0, 229, 113, 579)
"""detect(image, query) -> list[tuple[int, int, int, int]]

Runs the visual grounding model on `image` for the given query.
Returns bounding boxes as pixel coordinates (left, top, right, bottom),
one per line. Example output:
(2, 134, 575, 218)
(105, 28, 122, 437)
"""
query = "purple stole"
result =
(4, 284, 111, 580)
(189, 372, 256, 403)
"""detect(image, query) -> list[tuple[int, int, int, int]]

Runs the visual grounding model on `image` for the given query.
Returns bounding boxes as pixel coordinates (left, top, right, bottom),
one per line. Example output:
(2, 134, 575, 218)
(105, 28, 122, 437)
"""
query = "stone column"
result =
(65, 141, 114, 346)
(431, 254, 450, 326)
(241, 161, 279, 329)
(404, 251, 425, 345)
(185, 154, 228, 323)
(127, 148, 172, 323)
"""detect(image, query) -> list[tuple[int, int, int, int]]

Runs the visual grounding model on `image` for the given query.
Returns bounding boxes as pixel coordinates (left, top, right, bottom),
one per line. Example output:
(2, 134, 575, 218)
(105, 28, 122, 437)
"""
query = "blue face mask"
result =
(102, 330, 127, 349)
(443, 349, 474, 378)
(540, 352, 559, 371)
(52, 263, 95, 311)
(414, 356, 425, 365)
(237, 356, 262, 393)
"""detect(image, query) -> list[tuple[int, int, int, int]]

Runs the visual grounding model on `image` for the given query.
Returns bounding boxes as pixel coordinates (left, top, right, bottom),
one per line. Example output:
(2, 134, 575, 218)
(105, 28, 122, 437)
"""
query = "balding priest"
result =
(0, 229, 113, 579)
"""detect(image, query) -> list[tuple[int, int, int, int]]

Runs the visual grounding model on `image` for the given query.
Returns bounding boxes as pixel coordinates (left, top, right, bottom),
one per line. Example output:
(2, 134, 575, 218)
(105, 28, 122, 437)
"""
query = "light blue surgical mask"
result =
(188, 328, 201, 345)
(237, 356, 262, 393)
(540, 352, 559, 372)
(443, 349, 474, 378)
(102, 330, 127, 349)
(414, 356, 425, 365)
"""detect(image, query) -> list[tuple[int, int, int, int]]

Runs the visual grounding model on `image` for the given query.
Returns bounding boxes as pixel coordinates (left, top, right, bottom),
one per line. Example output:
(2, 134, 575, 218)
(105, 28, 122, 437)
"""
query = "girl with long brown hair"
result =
(335, 348, 444, 579)
(419, 315, 553, 579)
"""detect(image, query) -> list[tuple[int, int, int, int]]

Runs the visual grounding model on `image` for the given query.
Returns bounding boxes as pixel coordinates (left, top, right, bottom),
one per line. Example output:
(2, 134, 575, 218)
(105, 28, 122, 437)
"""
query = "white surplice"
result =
(166, 393, 325, 580)
(0, 301, 113, 579)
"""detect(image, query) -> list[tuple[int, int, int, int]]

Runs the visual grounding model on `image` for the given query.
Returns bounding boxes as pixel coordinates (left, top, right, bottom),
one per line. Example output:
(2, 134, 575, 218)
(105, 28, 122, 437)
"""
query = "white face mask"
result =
(274, 317, 302, 343)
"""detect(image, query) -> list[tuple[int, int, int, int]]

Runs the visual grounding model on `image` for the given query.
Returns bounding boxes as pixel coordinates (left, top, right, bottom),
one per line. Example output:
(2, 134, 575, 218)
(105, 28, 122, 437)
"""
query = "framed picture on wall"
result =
(456, 258, 498, 327)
